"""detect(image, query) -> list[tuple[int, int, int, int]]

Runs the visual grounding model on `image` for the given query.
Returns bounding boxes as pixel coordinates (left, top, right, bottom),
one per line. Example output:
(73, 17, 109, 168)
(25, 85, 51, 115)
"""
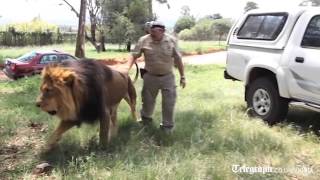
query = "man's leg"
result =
(161, 73, 177, 129)
(140, 74, 159, 123)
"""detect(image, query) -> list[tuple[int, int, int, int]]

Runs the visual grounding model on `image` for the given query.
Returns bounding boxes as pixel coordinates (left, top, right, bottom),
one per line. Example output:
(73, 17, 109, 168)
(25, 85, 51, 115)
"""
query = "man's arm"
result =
(123, 38, 143, 73)
(125, 54, 138, 72)
(173, 45, 186, 88)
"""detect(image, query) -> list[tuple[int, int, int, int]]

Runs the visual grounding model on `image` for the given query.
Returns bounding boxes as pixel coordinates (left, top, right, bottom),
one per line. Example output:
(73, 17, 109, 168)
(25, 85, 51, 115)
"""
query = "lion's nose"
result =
(36, 101, 41, 108)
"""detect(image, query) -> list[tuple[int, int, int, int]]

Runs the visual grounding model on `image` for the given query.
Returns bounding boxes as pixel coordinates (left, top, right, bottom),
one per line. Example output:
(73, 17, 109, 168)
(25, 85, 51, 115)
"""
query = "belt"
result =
(149, 73, 169, 77)
(153, 74, 167, 77)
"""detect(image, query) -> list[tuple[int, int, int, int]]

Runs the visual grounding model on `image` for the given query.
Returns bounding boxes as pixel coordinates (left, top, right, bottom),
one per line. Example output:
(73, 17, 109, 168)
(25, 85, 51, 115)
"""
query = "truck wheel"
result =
(246, 77, 289, 125)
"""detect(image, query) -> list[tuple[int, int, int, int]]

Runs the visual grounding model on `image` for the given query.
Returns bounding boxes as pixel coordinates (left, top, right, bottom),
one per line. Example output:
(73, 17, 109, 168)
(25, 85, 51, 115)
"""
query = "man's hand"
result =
(180, 77, 186, 88)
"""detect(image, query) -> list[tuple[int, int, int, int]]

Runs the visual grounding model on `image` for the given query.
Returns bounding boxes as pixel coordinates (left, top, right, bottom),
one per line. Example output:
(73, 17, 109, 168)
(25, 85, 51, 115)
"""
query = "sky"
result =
(0, 0, 304, 28)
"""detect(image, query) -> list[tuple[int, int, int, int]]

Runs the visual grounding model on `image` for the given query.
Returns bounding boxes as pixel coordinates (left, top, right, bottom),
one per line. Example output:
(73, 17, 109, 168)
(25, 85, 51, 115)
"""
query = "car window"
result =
(40, 55, 59, 64)
(237, 13, 288, 40)
(59, 54, 77, 62)
(17, 51, 37, 62)
(301, 15, 320, 48)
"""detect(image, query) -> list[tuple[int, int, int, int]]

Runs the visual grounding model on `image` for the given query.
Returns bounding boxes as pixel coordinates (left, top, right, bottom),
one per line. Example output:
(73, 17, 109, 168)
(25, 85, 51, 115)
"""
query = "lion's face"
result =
(36, 65, 78, 120)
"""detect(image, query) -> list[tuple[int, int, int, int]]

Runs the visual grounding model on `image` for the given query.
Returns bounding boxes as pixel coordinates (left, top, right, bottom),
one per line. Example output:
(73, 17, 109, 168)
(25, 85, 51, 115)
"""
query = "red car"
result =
(3, 50, 78, 79)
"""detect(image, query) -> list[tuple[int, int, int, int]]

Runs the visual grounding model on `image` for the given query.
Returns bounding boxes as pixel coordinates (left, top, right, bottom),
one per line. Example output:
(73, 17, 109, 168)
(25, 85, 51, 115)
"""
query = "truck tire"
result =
(246, 77, 289, 125)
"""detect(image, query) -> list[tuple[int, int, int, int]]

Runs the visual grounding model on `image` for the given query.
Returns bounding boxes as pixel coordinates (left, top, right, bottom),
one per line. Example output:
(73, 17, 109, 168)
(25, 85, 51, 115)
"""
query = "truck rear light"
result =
(10, 63, 16, 71)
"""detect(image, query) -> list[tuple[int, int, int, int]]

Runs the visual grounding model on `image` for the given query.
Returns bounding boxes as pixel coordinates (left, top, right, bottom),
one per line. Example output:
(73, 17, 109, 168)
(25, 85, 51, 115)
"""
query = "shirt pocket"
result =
(162, 44, 173, 56)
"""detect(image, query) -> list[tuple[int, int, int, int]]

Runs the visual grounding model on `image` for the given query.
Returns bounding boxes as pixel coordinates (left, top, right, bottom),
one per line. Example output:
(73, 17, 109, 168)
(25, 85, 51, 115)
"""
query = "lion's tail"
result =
(127, 77, 138, 120)
(132, 62, 139, 83)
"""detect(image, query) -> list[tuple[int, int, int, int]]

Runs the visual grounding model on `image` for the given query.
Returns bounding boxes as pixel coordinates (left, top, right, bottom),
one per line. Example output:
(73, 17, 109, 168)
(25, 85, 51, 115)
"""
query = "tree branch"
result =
(62, 0, 80, 17)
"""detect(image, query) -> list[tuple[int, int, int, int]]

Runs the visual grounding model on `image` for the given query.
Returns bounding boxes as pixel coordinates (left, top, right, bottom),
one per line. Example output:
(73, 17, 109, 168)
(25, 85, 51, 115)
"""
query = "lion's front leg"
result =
(99, 108, 111, 148)
(46, 121, 77, 151)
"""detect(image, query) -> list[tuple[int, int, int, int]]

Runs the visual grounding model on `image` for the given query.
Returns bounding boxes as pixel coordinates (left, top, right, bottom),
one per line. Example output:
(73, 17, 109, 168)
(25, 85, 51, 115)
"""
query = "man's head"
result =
(144, 21, 152, 34)
(150, 21, 165, 41)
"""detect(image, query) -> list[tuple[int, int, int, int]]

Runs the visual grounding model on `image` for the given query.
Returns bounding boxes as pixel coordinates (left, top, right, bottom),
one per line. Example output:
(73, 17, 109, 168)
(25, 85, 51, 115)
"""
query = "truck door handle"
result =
(295, 57, 304, 63)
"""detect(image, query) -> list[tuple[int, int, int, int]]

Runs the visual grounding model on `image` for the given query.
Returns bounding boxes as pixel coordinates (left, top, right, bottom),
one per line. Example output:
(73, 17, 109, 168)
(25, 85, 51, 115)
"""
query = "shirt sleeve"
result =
(131, 38, 143, 59)
(172, 39, 182, 63)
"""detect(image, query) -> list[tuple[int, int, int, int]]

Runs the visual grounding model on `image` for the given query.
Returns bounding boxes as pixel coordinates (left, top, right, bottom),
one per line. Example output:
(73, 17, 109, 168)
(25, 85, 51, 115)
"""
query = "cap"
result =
(150, 21, 165, 29)
(144, 21, 152, 28)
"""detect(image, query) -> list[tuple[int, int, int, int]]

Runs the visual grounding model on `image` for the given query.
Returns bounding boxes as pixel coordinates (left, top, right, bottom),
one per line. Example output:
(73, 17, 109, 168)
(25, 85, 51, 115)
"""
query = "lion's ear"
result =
(63, 73, 75, 86)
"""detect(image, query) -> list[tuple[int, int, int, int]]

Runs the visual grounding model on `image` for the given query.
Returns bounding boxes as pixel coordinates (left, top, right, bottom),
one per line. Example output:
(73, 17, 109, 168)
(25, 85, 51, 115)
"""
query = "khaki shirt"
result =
(132, 34, 182, 75)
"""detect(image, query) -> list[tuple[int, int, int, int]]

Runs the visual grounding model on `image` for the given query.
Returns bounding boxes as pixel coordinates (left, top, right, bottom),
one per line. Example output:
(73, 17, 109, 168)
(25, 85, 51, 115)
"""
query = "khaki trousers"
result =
(140, 72, 177, 127)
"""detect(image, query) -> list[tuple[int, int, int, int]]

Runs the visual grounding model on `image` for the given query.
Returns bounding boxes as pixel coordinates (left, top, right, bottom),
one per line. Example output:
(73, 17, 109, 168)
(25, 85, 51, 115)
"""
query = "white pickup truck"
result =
(225, 7, 320, 124)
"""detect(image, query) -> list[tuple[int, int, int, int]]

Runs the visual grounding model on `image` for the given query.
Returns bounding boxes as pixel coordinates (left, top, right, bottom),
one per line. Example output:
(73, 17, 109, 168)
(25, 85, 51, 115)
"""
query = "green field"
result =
(0, 41, 226, 64)
(0, 65, 320, 179)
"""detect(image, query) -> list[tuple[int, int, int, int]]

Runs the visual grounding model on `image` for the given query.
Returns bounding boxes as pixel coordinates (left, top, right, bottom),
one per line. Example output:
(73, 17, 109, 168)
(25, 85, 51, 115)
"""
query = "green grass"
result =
(1, 65, 320, 179)
(0, 41, 226, 64)
(179, 41, 226, 54)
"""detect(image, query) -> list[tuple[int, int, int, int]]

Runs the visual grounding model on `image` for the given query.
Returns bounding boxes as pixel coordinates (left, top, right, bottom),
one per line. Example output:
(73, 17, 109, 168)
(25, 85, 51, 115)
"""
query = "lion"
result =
(36, 59, 137, 149)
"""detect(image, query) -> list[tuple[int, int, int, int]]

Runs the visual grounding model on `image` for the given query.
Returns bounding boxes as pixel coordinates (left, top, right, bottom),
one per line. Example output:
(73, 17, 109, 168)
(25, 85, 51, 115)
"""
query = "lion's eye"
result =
(44, 88, 54, 96)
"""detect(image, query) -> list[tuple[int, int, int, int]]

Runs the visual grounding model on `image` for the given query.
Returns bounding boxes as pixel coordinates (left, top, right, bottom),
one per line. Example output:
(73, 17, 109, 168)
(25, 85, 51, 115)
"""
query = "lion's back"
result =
(62, 59, 114, 123)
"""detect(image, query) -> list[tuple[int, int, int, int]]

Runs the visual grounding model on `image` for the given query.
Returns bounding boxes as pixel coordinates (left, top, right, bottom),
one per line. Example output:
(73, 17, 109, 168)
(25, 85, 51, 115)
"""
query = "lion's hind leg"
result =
(124, 95, 137, 121)
(110, 104, 119, 138)
(99, 108, 111, 148)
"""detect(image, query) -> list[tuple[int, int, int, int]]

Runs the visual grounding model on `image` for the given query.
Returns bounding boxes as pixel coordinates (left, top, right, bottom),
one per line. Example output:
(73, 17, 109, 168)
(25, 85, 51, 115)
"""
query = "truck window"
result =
(237, 13, 287, 40)
(301, 15, 320, 48)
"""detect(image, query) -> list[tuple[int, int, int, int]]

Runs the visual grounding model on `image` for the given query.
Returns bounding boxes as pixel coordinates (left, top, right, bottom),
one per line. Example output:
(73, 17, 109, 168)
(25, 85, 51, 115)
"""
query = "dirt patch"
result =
(181, 48, 224, 56)
(0, 122, 48, 177)
(0, 70, 10, 81)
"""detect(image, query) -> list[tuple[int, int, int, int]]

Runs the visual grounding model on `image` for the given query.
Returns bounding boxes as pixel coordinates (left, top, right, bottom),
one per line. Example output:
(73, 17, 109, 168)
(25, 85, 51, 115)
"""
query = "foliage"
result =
(180, 5, 191, 16)
(178, 18, 232, 41)
(244, 1, 259, 12)
(178, 29, 193, 41)
(102, 0, 151, 46)
(0, 16, 57, 33)
(174, 16, 196, 34)
(212, 19, 233, 42)
(205, 13, 223, 20)
(109, 14, 135, 46)
(0, 17, 75, 46)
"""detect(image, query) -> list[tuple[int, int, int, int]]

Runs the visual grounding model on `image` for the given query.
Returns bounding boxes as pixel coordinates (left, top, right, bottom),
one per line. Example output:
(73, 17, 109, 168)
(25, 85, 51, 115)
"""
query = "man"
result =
(144, 21, 152, 34)
(125, 21, 186, 133)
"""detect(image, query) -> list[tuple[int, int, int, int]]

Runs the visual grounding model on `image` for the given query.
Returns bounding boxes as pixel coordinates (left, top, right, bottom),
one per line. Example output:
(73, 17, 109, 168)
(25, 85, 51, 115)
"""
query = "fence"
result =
(0, 31, 77, 46)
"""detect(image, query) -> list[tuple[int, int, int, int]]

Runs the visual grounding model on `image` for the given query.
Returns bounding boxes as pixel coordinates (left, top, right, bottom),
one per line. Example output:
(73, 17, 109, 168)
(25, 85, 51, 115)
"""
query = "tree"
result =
(244, 1, 258, 12)
(212, 19, 232, 45)
(178, 29, 192, 40)
(300, 0, 320, 6)
(61, 0, 106, 52)
(180, 5, 191, 16)
(206, 13, 223, 20)
(192, 19, 214, 41)
(103, 0, 154, 50)
(178, 17, 232, 41)
(75, 0, 86, 58)
(173, 5, 195, 34)
(109, 14, 135, 49)
(174, 16, 196, 34)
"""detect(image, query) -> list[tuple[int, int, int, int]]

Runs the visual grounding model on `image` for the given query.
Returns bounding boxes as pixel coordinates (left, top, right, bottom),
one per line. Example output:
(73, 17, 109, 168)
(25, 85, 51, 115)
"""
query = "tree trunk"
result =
(75, 0, 87, 58)
(148, 0, 153, 20)
(126, 41, 131, 52)
(100, 35, 106, 52)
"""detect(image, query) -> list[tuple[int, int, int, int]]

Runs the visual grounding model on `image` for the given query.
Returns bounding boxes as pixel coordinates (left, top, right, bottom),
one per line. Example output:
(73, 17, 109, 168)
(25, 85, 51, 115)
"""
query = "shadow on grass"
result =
(242, 103, 320, 136)
(38, 110, 218, 172)
(284, 106, 320, 136)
